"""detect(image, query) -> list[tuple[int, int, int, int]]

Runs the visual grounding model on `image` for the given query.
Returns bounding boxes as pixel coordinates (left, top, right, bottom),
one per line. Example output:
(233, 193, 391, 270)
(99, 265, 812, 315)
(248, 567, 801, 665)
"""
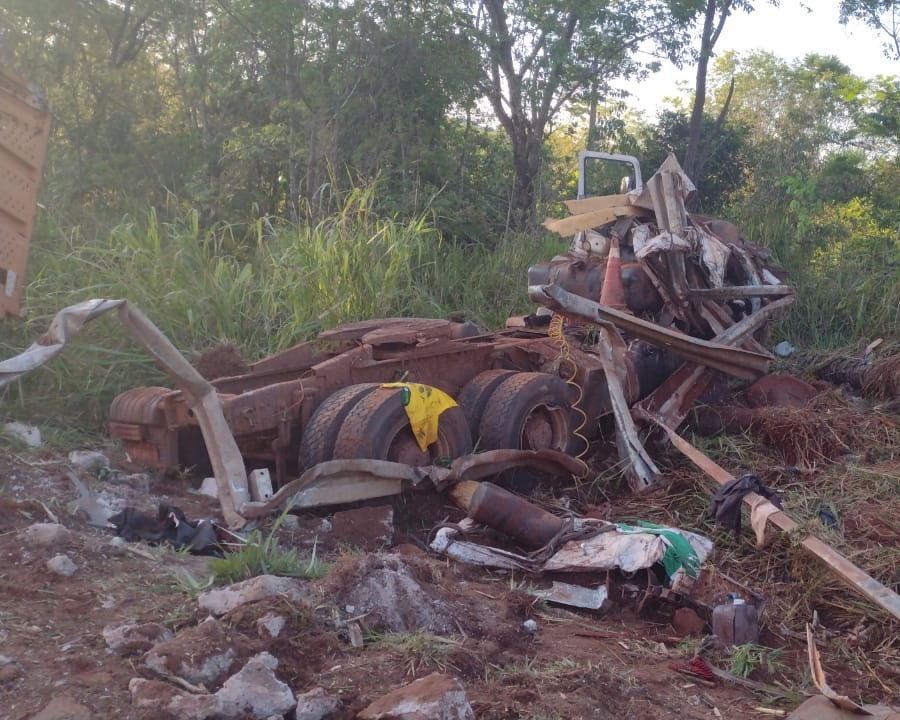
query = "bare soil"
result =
(0, 430, 897, 720)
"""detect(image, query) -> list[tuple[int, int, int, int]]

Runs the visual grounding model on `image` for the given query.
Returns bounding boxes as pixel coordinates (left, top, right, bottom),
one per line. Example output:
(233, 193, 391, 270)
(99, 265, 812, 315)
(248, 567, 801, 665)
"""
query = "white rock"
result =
(102, 622, 174, 655)
(46, 554, 77, 577)
(23, 523, 71, 547)
(68, 450, 110, 471)
(107, 536, 127, 556)
(295, 686, 341, 720)
(256, 613, 286, 639)
(3, 421, 41, 448)
(198, 477, 219, 498)
(215, 652, 295, 719)
(198, 574, 314, 616)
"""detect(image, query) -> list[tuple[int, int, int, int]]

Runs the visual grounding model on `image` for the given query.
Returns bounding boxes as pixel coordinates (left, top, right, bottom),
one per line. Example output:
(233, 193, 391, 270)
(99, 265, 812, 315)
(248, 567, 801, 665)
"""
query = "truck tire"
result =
(457, 369, 516, 437)
(478, 372, 572, 453)
(298, 383, 380, 471)
(476, 372, 574, 491)
(332, 386, 472, 466)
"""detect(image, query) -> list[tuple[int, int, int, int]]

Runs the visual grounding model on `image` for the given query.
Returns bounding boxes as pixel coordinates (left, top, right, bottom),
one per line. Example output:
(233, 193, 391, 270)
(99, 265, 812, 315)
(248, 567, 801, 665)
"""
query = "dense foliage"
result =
(1, 1, 899, 430)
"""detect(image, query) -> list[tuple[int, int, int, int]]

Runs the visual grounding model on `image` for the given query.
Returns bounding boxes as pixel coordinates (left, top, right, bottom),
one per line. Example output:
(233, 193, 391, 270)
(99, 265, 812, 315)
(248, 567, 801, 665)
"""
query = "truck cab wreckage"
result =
(106, 152, 790, 510)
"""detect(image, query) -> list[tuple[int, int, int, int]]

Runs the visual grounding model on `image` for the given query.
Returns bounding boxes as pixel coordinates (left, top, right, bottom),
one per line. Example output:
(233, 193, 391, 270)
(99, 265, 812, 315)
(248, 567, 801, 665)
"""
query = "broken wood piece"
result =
(563, 194, 630, 215)
(543, 205, 645, 237)
(648, 416, 900, 622)
(597, 325, 660, 491)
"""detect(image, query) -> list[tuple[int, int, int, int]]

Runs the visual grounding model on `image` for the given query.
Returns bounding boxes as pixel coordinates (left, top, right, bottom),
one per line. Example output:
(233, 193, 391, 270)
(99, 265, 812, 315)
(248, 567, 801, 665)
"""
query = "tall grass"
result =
(0, 184, 563, 434)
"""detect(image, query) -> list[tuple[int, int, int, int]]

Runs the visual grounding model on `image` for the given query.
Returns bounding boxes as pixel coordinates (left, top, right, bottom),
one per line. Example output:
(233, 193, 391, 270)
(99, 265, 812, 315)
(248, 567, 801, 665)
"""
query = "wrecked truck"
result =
(108, 153, 793, 497)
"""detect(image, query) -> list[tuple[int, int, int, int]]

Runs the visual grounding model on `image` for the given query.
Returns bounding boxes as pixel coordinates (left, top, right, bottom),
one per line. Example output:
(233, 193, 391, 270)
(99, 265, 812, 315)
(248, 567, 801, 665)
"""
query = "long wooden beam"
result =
(647, 416, 900, 622)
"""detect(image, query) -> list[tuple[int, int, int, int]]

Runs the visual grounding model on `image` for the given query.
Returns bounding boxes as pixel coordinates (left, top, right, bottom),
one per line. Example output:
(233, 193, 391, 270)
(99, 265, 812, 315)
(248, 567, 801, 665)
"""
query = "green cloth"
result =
(615, 521, 701, 582)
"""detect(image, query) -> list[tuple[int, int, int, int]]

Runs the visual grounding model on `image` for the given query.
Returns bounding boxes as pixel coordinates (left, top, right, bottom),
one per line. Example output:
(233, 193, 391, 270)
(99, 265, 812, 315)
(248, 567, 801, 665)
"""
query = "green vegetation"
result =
(209, 509, 327, 584)
(1, 2, 899, 428)
(1, 187, 561, 430)
(728, 643, 789, 679)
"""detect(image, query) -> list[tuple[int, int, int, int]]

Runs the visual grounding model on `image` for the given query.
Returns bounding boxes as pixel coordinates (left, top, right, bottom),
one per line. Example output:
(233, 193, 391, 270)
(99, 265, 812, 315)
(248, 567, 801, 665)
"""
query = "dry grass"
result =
(577, 393, 900, 704)
(750, 394, 900, 467)
(863, 355, 900, 399)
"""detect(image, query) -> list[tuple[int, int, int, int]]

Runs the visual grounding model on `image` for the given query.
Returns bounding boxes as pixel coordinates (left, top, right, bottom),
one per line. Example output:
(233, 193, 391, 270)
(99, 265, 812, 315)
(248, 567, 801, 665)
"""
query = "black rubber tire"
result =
(298, 383, 380, 471)
(457, 369, 517, 437)
(477, 372, 574, 492)
(332, 386, 473, 466)
(477, 372, 572, 452)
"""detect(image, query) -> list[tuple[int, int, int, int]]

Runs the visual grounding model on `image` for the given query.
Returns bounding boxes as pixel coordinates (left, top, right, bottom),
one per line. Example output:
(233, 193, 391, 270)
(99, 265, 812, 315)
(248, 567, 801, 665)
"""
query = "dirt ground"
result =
(0, 420, 897, 720)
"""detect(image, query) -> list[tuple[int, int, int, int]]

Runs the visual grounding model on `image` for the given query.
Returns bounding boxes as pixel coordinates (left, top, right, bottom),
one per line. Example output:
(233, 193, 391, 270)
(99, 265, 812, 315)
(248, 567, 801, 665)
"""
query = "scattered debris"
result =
(789, 624, 900, 719)
(2, 421, 41, 447)
(774, 341, 795, 358)
(532, 581, 608, 610)
(109, 504, 221, 555)
(654, 417, 900, 621)
(67, 450, 110, 472)
(708, 473, 782, 538)
(711, 595, 760, 647)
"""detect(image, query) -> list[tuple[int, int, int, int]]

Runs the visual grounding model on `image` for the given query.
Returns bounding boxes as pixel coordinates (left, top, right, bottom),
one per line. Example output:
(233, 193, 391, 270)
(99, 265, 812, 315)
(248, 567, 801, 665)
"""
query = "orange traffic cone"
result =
(599, 234, 628, 312)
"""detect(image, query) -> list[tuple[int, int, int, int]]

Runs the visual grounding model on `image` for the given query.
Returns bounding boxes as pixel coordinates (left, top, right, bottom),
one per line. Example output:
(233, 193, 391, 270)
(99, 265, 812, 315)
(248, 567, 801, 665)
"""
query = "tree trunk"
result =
(683, 0, 732, 183)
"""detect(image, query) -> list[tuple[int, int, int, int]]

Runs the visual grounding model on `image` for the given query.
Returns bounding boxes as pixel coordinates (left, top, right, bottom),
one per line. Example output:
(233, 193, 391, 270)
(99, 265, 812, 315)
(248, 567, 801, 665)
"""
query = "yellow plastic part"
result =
(381, 382, 458, 452)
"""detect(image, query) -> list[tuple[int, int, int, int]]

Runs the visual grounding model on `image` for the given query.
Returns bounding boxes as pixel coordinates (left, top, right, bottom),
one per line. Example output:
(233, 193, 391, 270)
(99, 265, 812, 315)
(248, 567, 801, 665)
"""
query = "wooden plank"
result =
(649, 417, 900, 622)
(564, 194, 629, 215)
(543, 205, 646, 237)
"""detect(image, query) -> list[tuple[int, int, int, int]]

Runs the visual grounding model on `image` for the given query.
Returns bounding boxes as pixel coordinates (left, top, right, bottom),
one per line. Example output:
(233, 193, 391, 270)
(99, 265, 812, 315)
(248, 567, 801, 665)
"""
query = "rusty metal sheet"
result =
(0, 65, 51, 317)
(317, 317, 453, 342)
(241, 458, 417, 516)
(530, 283, 772, 380)
(430, 516, 714, 582)
(687, 285, 795, 300)
(532, 581, 608, 609)
(240, 448, 588, 517)
(447, 448, 587, 483)
(0, 299, 251, 528)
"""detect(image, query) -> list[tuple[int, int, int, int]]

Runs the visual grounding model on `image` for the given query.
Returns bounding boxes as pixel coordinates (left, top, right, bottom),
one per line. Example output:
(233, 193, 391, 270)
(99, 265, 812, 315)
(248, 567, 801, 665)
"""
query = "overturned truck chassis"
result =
(109, 154, 790, 503)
